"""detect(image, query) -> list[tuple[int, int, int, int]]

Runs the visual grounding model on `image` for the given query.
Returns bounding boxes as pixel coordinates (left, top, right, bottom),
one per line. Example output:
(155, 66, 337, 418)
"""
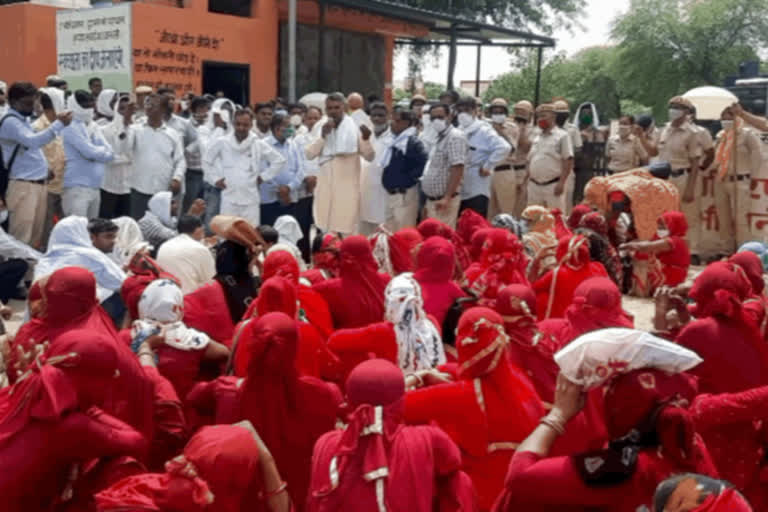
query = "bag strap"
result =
(0, 113, 28, 174)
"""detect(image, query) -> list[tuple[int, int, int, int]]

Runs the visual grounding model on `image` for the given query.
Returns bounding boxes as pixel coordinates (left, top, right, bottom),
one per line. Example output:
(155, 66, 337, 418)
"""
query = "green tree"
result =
(611, 0, 768, 119)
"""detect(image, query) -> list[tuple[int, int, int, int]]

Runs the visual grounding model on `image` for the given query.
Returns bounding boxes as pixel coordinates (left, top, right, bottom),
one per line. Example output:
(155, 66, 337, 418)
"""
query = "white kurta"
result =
(359, 129, 393, 225)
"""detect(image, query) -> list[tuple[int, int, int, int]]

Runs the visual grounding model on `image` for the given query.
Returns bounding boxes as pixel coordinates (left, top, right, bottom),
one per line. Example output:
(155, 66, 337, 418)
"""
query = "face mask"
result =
(373, 122, 388, 134)
(457, 112, 474, 128)
(491, 114, 506, 124)
(668, 108, 684, 121)
(538, 119, 551, 130)
(431, 119, 447, 133)
(0, 209, 7, 224)
(514, 116, 529, 124)
(580, 113, 593, 126)
(16, 108, 33, 117)
(170, 216, 178, 229)
(180, 100, 189, 111)
(657, 228, 670, 238)
(555, 112, 569, 126)
(284, 126, 295, 138)
(421, 113, 430, 127)
(290, 114, 302, 127)
(74, 108, 94, 124)
(618, 125, 631, 137)
(721, 119, 734, 131)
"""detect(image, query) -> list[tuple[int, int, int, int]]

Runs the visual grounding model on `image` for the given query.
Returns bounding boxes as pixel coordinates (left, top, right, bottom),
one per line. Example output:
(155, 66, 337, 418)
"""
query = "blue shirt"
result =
(61, 120, 115, 189)
(460, 120, 511, 200)
(0, 108, 63, 181)
(261, 135, 305, 204)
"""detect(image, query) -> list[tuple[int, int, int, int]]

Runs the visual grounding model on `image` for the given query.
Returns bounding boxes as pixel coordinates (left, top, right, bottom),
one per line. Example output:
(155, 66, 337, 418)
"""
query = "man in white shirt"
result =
(203, 109, 286, 227)
(359, 101, 392, 235)
(156, 214, 215, 294)
(121, 93, 186, 220)
(253, 102, 273, 139)
(347, 92, 373, 130)
(293, 105, 322, 261)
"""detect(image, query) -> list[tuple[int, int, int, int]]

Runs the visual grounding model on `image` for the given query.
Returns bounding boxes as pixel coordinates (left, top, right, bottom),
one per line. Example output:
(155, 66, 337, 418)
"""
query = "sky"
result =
(393, 0, 631, 85)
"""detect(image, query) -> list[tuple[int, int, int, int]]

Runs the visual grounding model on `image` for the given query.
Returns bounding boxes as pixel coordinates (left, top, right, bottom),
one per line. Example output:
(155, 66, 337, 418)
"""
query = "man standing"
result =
(0, 82, 71, 248)
(133, 85, 153, 124)
(253, 103, 273, 139)
(88, 77, 103, 100)
(262, 113, 304, 226)
(420, 103, 468, 228)
(99, 94, 134, 218)
(381, 108, 428, 230)
(487, 98, 521, 218)
(359, 102, 392, 235)
(182, 96, 211, 211)
(156, 214, 216, 293)
(306, 92, 374, 235)
(33, 88, 67, 244)
(347, 92, 372, 129)
(507, 100, 534, 216)
(294, 105, 323, 261)
(456, 97, 511, 218)
(655, 96, 701, 261)
(204, 109, 285, 227)
(61, 90, 115, 218)
(410, 94, 428, 131)
(527, 103, 573, 210)
(122, 93, 186, 219)
(289, 102, 309, 137)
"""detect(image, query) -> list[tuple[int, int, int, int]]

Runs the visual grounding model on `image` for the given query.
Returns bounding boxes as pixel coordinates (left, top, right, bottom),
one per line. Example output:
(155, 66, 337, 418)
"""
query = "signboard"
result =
(56, 4, 132, 92)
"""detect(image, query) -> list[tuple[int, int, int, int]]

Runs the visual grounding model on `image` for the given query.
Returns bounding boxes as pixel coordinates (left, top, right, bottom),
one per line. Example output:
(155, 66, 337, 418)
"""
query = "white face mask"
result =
(657, 228, 670, 238)
(491, 114, 507, 125)
(180, 100, 189, 111)
(421, 113, 430, 126)
(290, 114, 302, 127)
(431, 118, 447, 133)
(668, 108, 684, 121)
(457, 112, 474, 128)
(74, 107, 94, 124)
(618, 125, 631, 137)
(721, 119, 734, 131)
(0, 209, 7, 224)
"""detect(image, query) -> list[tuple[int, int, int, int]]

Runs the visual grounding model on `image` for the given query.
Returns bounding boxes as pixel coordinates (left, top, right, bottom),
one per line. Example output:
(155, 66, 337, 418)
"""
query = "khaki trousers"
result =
(526, 179, 568, 212)
(716, 177, 752, 253)
(424, 195, 461, 229)
(489, 169, 527, 219)
(7, 179, 47, 250)
(385, 186, 420, 231)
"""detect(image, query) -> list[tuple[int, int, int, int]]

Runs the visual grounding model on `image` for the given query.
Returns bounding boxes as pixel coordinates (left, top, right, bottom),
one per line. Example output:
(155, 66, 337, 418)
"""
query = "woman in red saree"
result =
(676, 261, 768, 394)
(313, 235, 391, 329)
(404, 307, 543, 511)
(465, 228, 529, 309)
(232, 276, 340, 381)
(575, 211, 623, 287)
(621, 211, 689, 288)
(533, 235, 609, 320)
(7, 281, 47, 384)
(729, 250, 768, 339)
(307, 359, 476, 512)
(539, 277, 634, 349)
(185, 312, 341, 511)
(654, 474, 752, 512)
(0, 329, 147, 512)
(95, 422, 292, 512)
(413, 237, 468, 328)
(371, 227, 423, 276)
(457, 207, 491, 249)
(417, 217, 472, 272)
(495, 370, 717, 512)
(302, 231, 343, 285)
(567, 203, 592, 231)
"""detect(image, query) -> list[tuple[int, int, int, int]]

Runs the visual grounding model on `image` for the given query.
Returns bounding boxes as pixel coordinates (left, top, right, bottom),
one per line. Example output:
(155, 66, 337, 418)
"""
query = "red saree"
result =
(465, 229, 529, 310)
(657, 211, 690, 286)
(413, 237, 468, 327)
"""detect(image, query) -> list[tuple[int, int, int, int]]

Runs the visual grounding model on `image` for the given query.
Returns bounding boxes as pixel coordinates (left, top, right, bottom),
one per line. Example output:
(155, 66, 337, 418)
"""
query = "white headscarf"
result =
(34, 216, 126, 302)
(96, 89, 118, 119)
(67, 93, 95, 125)
(147, 191, 175, 228)
(274, 215, 303, 246)
(112, 216, 151, 267)
(206, 98, 236, 135)
(385, 273, 446, 375)
(39, 87, 66, 115)
(133, 278, 211, 351)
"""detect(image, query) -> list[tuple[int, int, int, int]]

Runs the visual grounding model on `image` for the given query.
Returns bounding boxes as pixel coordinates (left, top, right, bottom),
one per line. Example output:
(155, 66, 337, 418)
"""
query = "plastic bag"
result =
(554, 328, 702, 389)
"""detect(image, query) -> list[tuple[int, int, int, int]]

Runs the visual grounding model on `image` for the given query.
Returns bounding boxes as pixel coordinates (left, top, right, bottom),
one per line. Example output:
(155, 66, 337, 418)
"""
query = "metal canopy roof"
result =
(320, 0, 556, 46)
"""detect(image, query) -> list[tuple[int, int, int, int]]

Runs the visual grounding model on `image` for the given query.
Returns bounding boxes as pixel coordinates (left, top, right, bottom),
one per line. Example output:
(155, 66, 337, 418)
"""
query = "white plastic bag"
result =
(554, 328, 702, 389)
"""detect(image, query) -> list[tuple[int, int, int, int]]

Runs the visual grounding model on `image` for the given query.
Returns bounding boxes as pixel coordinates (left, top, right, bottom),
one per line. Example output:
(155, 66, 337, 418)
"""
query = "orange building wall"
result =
(0, 4, 59, 87)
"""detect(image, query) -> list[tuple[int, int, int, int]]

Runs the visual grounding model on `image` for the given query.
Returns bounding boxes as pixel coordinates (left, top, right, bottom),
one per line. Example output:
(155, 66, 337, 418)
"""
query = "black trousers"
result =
(100, 189, 131, 219)
(459, 195, 489, 219)
(184, 169, 205, 211)
(260, 201, 296, 229)
(0, 258, 28, 302)
(130, 189, 153, 220)
(294, 196, 314, 263)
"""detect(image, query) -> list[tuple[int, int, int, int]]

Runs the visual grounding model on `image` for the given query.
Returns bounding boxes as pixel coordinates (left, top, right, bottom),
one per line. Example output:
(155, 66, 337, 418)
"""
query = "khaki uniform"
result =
(527, 127, 573, 211)
(489, 119, 524, 218)
(658, 122, 701, 254)
(606, 134, 647, 173)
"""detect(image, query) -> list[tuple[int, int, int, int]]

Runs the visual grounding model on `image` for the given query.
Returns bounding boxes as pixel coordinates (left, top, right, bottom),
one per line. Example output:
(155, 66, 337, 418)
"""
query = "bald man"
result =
(347, 92, 373, 130)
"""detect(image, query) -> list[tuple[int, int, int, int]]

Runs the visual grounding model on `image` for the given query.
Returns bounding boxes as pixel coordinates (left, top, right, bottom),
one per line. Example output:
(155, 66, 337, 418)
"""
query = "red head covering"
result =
(693, 489, 753, 511)
(567, 204, 592, 231)
(556, 234, 590, 268)
(661, 211, 688, 237)
(496, 284, 537, 333)
(0, 329, 119, 448)
(579, 211, 609, 238)
(456, 307, 511, 379)
(412, 237, 466, 326)
(313, 232, 343, 277)
(604, 369, 712, 472)
(689, 262, 751, 320)
(466, 229, 529, 308)
(457, 208, 492, 246)
(255, 277, 298, 318)
(95, 424, 261, 512)
(564, 277, 634, 340)
(263, 250, 300, 284)
(416, 218, 471, 271)
(469, 228, 494, 261)
(550, 208, 572, 239)
(389, 228, 423, 274)
(729, 251, 765, 295)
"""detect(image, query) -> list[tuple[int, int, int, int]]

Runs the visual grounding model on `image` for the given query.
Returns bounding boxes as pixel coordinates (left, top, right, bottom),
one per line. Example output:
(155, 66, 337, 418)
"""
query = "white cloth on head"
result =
(39, 87, 66, 115)
(156, 233, 216, 294)
(0, 226, 42, 261)
(274, 215, 303, 246)
(148, 191, 175, 228)
(385, 273, 446, 375)
(112, 216, 150, 267)
(96, 89, 117, 119)
(266, 242, 306, 271)
(206, 98, 236, 135)
(133, 278, 211, 351)
(319, 115, 359, 165)
(554, 328, 703, 389)
(34, 216, 126, 302)
(66, 94, 95, 126)
(377, 126, 416, 169)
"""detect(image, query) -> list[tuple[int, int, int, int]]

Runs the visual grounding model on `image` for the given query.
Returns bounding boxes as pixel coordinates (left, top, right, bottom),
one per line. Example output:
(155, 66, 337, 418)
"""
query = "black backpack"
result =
(0, 113, 25, 200)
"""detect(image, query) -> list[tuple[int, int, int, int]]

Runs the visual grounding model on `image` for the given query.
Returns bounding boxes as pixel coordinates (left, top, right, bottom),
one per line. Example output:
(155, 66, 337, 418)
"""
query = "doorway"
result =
(202, 61, 250, 107)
